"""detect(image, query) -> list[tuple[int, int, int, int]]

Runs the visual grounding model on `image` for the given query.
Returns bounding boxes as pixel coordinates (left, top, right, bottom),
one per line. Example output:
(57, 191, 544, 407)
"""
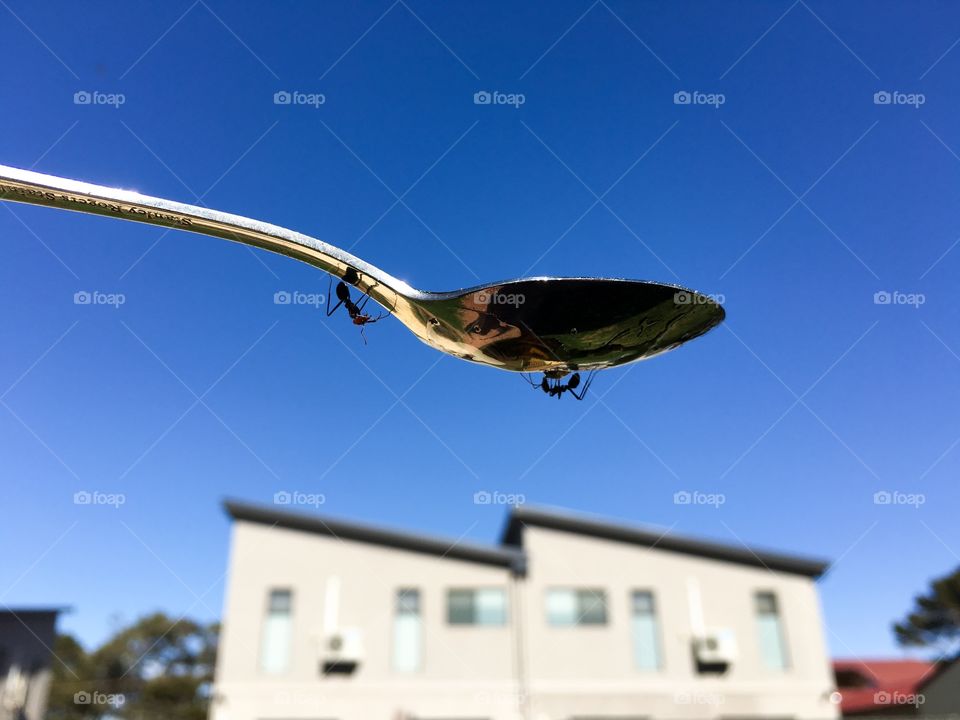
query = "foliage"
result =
(894, 565, 960, 652)
(47, 613, 218, 720)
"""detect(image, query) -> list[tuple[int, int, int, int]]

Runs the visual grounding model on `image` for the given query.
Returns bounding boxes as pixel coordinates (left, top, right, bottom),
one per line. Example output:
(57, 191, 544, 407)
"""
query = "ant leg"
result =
(357, 285, 379, 313)
(326, 276, 344, 317)
(359, 325, 369, 345)
(570, 371, 597, 400)
(520, 373, 540, 390)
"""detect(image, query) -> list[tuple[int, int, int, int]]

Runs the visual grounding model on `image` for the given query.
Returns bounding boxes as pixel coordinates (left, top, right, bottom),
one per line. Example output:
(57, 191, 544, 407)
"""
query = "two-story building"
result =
(211, 500, 838, 720)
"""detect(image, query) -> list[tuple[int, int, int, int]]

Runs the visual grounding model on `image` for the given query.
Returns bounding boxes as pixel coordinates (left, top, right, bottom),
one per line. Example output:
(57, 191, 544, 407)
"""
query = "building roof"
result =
(224, 499, 527, 573)
(833, 659, 934, 715)
(225, 500, 830, 579)
(0, 607, 69, 617)
(502, 505, 831, 578)
(917, 653, 960, 692)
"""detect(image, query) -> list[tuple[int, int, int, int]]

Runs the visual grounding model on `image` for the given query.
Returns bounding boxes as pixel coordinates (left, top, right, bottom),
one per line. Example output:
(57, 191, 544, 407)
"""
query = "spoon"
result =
(0, 164, 724, 374)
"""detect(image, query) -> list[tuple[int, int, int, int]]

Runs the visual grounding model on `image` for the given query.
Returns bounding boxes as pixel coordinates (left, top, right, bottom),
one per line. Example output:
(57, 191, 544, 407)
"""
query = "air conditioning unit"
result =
(693, 628, 737, 665)
(321, 627, 363, 675)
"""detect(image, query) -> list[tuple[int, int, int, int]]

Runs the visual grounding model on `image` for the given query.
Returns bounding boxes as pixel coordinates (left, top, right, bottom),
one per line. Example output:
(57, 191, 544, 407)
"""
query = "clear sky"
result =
(1, 0, 957, 660)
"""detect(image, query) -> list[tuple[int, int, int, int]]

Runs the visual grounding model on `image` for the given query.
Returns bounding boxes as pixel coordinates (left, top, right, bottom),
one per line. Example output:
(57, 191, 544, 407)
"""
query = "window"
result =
(631, 590, 661, 670)
(755, 591, 789, 670)
(546, 588, 608, 626)
(260, 589, 292, 674)
(447, 589, 507, 625)
(392, 588, 422, 672)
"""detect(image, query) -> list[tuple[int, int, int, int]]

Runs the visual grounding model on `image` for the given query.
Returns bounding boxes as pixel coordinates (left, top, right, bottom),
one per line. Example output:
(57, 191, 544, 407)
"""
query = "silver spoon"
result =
(0, 164, 724, 374)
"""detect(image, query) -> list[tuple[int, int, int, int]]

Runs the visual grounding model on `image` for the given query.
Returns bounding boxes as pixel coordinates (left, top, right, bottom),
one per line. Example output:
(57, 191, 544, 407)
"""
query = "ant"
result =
(522, 369, 597, 400)
(326, 274, 389, 344)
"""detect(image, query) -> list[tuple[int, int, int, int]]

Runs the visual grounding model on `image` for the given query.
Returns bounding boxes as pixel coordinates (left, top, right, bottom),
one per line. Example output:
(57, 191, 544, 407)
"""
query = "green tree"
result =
(47, 613, 218, 720)
(47, 634, 96, 720)
(893, 565, 960, 652)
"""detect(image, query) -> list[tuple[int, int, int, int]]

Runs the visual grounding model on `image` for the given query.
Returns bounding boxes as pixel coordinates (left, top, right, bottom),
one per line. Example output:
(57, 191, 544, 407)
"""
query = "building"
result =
(212, 500, 838, 720)
(833, 657, 960, 717)
(916, 655, 960, 717)
(0, 607, 65, 720)
(833, 659, 932, 716)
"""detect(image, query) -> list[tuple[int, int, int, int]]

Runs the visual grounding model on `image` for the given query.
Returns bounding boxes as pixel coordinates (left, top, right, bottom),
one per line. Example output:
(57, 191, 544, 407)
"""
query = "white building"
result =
(0, 608, 64, 720)
(211, 501, 838, 720)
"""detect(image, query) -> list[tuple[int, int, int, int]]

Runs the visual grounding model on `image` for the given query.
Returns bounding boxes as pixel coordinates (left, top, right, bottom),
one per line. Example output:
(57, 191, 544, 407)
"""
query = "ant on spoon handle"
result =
(326, 275, 389, 345)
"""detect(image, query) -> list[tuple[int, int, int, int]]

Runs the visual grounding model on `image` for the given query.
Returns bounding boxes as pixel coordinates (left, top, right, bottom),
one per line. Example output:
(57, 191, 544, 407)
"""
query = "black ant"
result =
(326, 275, 388, 344)
(522, 369, 597, 400)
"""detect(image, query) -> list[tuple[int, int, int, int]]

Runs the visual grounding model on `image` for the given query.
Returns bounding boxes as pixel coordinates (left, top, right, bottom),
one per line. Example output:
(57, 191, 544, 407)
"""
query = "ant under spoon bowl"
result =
(0, 164, 724, 374)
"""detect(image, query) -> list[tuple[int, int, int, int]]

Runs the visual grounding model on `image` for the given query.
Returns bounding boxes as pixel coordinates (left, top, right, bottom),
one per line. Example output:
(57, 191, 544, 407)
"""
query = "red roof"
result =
(833, 659, 934, 715)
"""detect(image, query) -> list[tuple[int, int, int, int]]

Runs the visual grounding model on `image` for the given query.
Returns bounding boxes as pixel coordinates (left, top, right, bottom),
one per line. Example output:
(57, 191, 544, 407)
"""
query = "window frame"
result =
(259, 587, 294, 675)
(754, 589, 791, 671)
(445, 587, 509, 627)
(630, 589, 663, 671)
(545, 587, 609, 627)
(391, 587, 424, 674)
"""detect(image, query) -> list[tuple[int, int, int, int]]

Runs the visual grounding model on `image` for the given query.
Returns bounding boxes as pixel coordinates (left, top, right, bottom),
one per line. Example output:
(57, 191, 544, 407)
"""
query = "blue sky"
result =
(1, 0, 957, 659)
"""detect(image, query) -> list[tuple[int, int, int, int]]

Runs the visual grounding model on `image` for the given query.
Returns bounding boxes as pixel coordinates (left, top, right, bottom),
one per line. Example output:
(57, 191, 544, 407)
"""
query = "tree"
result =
(47, 634, 96, 720)
(47, 613, 218, 720)
(893, 565, 960, 652)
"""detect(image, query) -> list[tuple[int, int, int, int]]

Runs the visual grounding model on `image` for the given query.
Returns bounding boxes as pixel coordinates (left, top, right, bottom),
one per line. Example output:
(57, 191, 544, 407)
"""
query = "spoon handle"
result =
(0, 164, 411, 308)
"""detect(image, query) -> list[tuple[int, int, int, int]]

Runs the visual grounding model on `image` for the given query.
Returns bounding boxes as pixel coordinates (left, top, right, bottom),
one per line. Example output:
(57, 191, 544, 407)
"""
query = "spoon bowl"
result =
(0, 165, 724, 373)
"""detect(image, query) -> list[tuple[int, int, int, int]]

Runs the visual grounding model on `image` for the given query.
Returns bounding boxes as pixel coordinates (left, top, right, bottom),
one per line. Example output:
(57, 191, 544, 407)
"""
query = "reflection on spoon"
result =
(0, 165, 724, 375)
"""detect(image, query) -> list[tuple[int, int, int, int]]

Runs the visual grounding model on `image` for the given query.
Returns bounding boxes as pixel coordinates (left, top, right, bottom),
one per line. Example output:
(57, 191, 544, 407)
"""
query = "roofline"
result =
(0, 607, 71, 615)
(502, 506, 830, 578)
(917, 653, 960, 692)
(224, 499, 526, 574)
